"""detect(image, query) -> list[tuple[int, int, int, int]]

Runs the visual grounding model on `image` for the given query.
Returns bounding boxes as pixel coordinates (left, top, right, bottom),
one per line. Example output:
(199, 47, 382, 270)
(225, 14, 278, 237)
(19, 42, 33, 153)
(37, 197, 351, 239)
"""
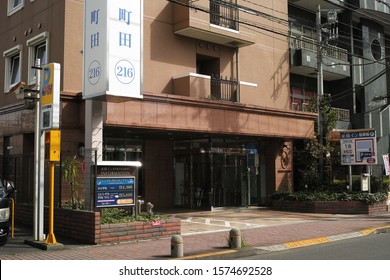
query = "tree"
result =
(62, 155, 84, 209)
(293, 96, 337, 190)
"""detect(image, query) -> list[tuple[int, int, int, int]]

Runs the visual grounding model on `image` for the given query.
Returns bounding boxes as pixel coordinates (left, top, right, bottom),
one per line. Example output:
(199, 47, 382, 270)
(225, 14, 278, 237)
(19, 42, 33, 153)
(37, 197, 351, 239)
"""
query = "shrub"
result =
(100, 208, 169, 224)
(271, 190, 387, 205)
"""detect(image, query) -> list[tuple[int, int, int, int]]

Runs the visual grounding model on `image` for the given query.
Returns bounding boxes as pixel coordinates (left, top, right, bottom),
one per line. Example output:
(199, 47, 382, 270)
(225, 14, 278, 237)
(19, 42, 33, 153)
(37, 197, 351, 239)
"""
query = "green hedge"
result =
(271, 191, 388, 205)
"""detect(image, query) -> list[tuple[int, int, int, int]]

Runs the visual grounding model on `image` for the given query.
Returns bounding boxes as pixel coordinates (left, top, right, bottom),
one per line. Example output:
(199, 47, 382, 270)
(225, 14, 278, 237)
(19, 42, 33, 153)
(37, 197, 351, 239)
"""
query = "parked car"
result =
(0, 179, 15, 246)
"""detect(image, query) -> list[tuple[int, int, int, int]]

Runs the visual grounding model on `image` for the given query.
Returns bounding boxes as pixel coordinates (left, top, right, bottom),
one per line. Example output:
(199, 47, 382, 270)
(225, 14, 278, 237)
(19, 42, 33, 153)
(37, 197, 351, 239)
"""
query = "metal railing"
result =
(332, 107, 350, 122)
(289, 35, 348, 61)
(210, 75, 238, 102)
(210, 0, 238, 30)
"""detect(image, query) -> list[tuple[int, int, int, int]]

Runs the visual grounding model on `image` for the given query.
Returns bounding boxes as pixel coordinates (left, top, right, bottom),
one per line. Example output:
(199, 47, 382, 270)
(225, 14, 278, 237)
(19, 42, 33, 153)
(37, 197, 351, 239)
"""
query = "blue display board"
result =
(96, 177, 135, 207)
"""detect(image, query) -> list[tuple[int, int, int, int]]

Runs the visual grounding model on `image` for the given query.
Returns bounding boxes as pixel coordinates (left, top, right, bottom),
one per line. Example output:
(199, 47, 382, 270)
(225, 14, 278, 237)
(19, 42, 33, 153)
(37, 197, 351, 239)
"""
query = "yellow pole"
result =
(45, 161, 57, 244)
(11, 198, 14, 238)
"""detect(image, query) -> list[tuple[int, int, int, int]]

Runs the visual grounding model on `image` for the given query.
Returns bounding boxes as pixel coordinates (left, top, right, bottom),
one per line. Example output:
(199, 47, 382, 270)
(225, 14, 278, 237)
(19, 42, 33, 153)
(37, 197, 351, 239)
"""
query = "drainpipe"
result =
(235, 47, 240, 102)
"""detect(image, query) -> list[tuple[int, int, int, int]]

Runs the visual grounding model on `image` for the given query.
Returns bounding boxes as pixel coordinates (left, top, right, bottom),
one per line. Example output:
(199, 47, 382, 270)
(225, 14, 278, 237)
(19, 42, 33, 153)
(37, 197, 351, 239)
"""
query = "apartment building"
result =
(289, 0, 390, 176)
(0, 0, 316, 211)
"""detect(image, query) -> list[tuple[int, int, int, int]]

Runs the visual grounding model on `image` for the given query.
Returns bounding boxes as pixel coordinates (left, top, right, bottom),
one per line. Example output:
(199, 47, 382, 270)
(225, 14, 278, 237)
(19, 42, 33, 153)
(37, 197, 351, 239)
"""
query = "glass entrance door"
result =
(174, 154, 190, 207)
(174, 140, 261, 209)
(212, 153, 250, 207)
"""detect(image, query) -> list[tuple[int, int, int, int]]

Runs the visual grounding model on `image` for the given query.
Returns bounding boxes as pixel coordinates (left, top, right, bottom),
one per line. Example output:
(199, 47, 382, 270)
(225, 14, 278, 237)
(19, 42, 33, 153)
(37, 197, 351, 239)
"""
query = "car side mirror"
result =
(5, 181, 15, 197)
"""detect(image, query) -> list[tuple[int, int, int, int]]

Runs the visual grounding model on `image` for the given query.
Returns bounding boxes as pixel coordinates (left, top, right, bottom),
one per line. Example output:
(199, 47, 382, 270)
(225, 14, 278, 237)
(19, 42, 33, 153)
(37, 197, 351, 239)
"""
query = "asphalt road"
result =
(241, 231, 390, 260)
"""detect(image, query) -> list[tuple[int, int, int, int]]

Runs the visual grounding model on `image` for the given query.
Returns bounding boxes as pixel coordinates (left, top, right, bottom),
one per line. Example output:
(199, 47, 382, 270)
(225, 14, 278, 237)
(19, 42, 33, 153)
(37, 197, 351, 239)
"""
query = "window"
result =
(3, 45, 22, 91)
(10, 55, 20, 85)
(290, 88, 316, 111)
(27, 32, 49, 84)
(8, 0, 24, 16)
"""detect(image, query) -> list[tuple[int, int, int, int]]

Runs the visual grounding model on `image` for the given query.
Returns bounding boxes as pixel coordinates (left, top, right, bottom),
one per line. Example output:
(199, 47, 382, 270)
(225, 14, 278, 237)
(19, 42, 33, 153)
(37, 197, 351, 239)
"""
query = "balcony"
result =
(289, 35, 351, 80)
(173, 73, 238, 102)
(172, 0, 255, 47)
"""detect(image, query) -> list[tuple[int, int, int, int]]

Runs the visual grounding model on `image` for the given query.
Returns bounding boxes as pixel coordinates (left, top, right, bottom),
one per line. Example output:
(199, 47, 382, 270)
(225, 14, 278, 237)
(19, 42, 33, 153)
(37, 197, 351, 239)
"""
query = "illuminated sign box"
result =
(83, 0, 143, 99)
(95, 161, 141, 208)
(40, 63, 61, 130)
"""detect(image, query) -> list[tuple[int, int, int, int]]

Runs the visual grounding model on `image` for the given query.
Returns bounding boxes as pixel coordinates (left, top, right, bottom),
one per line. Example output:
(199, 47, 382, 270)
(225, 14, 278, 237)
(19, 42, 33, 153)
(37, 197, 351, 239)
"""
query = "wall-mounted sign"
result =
(383, 154, 390, 175)
(83, 0, 143, 99)
(340, 129, 377, 165)
(40, 63, 61, 130)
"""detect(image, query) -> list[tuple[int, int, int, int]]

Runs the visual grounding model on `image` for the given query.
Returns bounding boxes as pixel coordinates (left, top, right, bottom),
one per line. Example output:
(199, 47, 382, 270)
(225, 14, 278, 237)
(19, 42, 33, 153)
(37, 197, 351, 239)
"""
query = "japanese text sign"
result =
(83, 0, 143, 99)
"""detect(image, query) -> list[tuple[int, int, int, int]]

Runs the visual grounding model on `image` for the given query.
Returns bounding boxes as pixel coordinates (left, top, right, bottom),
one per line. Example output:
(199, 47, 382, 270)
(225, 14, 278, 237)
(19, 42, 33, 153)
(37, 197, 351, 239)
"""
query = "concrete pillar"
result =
(84, 100, 103, 211)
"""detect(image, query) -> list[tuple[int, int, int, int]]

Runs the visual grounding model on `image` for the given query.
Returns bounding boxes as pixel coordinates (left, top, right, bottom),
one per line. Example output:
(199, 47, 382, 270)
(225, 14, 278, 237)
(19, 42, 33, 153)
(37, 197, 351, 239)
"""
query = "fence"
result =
(210, 0, 238, 30)
(210, 75, 238, 102)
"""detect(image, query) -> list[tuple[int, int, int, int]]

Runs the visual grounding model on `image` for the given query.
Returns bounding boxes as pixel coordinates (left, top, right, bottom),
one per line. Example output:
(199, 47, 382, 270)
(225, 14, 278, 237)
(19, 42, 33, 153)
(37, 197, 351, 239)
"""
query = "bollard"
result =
(229, 228, 241, 249)
(171, 235, 184, 258)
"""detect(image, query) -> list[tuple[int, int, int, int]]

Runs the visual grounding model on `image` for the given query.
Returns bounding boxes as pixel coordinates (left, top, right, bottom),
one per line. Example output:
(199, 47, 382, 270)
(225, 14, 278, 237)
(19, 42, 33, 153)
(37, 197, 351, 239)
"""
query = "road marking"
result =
(284, 237, 330, 248)
(176, 249, 237, 260)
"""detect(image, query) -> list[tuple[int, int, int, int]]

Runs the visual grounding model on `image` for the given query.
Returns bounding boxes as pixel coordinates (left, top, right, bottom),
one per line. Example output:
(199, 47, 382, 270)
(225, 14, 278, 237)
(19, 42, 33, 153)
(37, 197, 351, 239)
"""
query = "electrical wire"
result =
(168, 0, 390, 100)
(331, 67, 390, 103)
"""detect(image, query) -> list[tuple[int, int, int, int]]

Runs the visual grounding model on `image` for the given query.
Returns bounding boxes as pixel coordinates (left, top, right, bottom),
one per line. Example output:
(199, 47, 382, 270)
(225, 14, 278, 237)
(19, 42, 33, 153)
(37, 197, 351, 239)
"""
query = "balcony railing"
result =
(210, 0, 238, 31)
(332, 107, 350, 122)
(289, 36, 348, 61)
(210, 75, 238, 102)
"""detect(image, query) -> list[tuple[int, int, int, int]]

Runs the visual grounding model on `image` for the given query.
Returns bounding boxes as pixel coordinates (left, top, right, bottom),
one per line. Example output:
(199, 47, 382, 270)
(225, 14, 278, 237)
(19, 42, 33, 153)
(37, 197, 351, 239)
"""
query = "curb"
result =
(180, 225, 390, 260)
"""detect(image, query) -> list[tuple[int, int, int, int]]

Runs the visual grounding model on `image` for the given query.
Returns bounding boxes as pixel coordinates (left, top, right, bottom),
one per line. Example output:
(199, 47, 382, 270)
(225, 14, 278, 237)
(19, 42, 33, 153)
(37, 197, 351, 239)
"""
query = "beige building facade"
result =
(0, 0, 315, 211)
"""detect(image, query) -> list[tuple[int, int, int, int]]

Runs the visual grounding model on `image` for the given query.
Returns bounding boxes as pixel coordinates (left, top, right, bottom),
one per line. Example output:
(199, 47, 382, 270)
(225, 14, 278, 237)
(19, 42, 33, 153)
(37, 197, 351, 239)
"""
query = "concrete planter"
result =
(271, 200, 388, 215)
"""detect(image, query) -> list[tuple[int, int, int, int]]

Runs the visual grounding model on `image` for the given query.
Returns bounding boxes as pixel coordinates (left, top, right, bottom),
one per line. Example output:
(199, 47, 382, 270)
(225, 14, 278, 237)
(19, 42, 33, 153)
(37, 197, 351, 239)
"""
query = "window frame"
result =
(26, 32, 49, 85)
(7, 0, 24, 16)
(3, 45, 23, 92)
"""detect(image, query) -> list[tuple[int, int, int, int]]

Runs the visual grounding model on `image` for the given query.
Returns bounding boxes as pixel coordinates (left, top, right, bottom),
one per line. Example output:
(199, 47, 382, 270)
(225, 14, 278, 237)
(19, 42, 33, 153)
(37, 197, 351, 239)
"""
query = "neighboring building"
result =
(288, 0, 390, 176)
(0, 0, 315, 212)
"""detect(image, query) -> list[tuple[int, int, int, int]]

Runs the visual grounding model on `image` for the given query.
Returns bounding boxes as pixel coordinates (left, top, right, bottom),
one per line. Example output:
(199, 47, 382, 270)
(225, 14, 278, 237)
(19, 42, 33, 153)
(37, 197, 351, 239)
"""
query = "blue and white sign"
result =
(340, 129, 377, 165)
(96, 177, 135, 207)
(83, 0, 143, 99)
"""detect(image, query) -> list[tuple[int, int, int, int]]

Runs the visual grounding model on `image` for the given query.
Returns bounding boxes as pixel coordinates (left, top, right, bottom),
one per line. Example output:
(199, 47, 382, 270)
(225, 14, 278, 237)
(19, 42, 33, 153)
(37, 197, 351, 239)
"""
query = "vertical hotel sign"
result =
(83, 0, 143, 99)
(40, 63, 61, 130)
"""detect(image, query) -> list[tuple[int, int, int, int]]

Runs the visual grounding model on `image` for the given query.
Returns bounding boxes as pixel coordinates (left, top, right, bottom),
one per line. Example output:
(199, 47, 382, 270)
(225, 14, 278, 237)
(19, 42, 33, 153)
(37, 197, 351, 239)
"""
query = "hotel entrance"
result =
(174, 139, 263, 209)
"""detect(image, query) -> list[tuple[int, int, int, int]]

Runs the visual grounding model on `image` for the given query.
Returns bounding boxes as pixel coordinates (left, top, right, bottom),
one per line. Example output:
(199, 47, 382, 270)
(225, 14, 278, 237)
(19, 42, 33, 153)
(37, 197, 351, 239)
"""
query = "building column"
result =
(84, 99, 103, 211)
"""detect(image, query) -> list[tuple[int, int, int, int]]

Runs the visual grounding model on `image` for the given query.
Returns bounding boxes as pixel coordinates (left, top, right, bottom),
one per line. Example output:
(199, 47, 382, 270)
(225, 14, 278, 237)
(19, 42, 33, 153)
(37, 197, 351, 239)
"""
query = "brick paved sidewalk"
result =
(1, 210, 389, 260)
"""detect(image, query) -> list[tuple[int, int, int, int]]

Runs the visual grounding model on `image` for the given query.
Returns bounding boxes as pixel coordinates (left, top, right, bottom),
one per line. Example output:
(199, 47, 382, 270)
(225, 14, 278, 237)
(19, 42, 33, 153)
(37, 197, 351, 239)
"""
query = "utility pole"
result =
(316, 5, 339, 185)
(316, 4, 324, 184)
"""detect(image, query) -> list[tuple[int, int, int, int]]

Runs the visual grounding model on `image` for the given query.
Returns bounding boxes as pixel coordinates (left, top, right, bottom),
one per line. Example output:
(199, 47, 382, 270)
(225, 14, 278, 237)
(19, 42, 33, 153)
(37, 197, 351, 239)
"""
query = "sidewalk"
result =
(1, 207, 390, 260)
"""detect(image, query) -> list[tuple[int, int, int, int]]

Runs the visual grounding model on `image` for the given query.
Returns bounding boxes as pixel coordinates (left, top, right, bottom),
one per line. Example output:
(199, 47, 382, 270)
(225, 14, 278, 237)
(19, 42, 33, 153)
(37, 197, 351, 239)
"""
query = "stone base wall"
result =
(14, 203, 180, 244)
(271, 200, 388, 215)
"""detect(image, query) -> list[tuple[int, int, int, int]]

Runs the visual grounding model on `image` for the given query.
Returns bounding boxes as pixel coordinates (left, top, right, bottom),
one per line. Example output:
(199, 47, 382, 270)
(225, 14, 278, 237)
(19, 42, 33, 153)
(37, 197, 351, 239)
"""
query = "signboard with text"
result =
(95, 162, 140, 208)
(83, 0, 143, 99)
(40, 63, 61, 130)
(340, 129, 377, 165)
(96, 177, 135, 207)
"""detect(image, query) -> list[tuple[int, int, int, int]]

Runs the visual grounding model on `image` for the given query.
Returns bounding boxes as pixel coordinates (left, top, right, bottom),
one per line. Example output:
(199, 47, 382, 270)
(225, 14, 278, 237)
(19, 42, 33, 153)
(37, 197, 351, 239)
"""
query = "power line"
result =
(331, 67, 390, 102)
(168, 0, 390, 84)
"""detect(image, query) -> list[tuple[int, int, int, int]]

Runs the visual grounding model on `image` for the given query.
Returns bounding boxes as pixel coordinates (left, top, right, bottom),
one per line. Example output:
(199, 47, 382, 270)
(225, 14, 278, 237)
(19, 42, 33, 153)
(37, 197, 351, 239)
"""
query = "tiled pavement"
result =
(1, 207, 390, 260)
